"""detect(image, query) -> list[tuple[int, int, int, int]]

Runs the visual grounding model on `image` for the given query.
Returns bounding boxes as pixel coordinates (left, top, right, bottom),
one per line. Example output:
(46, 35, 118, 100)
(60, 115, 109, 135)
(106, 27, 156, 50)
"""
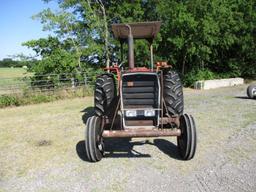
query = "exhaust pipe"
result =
(125, 24, 134, 69)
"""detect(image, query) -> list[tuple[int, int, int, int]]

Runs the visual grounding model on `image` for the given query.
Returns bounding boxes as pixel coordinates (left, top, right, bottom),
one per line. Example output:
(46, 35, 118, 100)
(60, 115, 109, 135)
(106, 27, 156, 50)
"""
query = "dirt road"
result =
(0, 84, 256, 192)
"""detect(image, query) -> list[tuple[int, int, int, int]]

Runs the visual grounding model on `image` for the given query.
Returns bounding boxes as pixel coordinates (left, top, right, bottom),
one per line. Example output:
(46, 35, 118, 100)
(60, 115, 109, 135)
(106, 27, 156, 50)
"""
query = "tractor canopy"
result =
(112, 21, 161, 41)
(112, 21, 161, 69)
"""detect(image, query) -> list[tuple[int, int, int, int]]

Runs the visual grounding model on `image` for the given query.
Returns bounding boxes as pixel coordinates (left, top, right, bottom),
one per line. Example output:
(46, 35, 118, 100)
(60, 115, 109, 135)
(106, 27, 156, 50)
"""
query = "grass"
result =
(0, 97, 93, 179)
(0, 83, 256, 191)
(0, 67, 94, 103)
(0, 67, 32, 95)
(0, 67, 30, 78)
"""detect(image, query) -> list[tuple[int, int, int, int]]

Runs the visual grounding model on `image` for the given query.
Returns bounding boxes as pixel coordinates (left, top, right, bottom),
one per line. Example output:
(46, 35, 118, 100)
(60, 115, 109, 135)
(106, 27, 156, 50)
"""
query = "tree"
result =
(23, 0, 256, 85)
(23, 36, 77, 74)
(0, 58, 16, 67)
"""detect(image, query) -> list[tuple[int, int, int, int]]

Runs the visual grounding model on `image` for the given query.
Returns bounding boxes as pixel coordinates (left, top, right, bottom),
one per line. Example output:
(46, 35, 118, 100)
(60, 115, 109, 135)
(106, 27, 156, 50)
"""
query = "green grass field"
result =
(0, 67, 30, 78)
(0, 67, 93, 102)
(0, 68, 33, 95)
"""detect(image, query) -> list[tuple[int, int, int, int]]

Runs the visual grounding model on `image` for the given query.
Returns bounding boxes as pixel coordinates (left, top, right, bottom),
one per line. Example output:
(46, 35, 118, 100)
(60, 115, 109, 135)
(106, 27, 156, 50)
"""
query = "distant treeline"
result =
(0, 58, 37, 68)
(0, 58, 24, 68)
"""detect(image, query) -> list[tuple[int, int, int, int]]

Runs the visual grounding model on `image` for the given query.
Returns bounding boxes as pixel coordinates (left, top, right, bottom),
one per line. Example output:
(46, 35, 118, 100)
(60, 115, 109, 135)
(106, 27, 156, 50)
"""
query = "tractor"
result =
(85, 21, 197, 162)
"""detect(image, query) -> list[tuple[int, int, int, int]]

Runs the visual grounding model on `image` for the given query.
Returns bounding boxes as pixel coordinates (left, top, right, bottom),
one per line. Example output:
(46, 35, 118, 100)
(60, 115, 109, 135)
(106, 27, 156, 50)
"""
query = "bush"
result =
(183, 68, 217, 87)
(0, 95, 20, 107)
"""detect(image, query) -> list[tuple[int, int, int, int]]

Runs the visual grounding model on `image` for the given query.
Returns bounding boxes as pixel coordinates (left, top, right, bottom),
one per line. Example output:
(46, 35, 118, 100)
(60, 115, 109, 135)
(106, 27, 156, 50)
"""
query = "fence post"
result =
(83, 74, 87, 96)
(84, 75, 87, 88)
(71, 77, 75, 89)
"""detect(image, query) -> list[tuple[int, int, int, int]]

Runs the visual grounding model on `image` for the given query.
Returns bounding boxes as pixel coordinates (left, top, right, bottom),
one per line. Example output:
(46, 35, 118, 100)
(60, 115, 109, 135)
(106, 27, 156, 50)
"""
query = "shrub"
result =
(183, 68, 217, 87)
(0, 95, 20, 107)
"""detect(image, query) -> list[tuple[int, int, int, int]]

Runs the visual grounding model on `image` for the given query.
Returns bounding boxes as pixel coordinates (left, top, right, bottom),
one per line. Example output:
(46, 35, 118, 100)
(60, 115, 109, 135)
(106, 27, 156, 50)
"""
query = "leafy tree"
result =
(23, 0, 256, 86)
(23, 36, 77, 74)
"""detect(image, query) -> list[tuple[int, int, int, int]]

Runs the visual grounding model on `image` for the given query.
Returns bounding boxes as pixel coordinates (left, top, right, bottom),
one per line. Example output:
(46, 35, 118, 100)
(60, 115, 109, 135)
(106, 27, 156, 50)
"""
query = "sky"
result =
(0, 0, 58, 60)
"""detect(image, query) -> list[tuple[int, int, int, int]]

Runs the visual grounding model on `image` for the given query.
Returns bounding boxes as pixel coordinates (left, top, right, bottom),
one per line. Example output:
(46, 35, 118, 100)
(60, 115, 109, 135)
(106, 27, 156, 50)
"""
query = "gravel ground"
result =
(0, 83, 256, 192)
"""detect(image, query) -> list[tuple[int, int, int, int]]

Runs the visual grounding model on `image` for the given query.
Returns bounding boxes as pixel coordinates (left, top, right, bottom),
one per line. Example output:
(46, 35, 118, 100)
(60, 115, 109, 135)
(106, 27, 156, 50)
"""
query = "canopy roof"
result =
(112, 21, 161, 41)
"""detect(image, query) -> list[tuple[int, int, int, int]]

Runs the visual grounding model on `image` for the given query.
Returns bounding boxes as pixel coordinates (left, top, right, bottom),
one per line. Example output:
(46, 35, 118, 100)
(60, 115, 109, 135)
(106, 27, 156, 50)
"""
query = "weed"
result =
(0, 95, 20, 107)
(36, 140, 52, 147)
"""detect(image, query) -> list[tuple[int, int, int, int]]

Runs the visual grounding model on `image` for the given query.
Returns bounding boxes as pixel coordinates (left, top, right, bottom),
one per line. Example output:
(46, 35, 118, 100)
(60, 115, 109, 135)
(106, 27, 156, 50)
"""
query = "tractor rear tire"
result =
(95, 74, 116, 116)
(247, 84, 256, 99)
(177, 114, 197, 160)
(164, 70, 184, 115)
(85, 116, 104, 162)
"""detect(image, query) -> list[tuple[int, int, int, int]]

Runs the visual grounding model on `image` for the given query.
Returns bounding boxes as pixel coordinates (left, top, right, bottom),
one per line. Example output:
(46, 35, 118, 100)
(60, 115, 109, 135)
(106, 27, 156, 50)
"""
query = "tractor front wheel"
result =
(177, 114, 197, 160)
(85, 116, 104, 162)
(247, 84, 256, 99)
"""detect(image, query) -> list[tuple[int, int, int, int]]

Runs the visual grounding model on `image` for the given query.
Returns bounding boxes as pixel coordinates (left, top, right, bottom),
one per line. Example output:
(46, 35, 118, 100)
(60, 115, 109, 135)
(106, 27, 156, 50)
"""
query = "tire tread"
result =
(164, 70, 184, 115)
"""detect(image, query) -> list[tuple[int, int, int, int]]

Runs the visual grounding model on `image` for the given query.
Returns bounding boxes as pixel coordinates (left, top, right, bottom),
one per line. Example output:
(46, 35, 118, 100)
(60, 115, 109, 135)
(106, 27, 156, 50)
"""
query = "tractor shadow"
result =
(153, 139, 182, 160)
(234, 96, 251, 100)
(81, 106, 95, 124)
(76, 141, 88, 161)
(76, 138, 182, 161)
(104, 138, 151, 158)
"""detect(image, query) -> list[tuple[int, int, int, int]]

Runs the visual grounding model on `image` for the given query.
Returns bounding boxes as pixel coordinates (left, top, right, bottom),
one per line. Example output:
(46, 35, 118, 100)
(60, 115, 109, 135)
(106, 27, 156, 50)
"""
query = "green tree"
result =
(23, 0, 256, 85)
(23, 36, 77, 74)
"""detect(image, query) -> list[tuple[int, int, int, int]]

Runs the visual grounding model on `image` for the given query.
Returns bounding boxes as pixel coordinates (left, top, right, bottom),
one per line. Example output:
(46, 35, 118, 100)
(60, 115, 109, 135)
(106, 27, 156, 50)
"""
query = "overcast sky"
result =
(0, 0, 58, 60)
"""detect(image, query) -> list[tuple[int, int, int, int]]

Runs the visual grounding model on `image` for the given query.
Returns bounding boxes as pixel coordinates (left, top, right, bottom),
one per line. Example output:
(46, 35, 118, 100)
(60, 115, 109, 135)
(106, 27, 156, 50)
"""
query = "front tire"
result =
(85, 116, 104, 162)
(177, 114, 197, 160)
(247, 84, 256, 99)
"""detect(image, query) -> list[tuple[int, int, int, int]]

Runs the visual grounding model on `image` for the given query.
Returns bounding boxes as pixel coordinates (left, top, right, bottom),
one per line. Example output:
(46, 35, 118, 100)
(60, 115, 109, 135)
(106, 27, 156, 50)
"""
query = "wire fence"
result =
(0, 72, 97, 96)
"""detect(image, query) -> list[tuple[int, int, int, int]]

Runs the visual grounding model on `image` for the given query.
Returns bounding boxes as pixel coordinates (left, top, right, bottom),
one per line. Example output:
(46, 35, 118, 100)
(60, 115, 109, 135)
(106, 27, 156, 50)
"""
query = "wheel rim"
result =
(252, 87, 256, 96)
(96, 128, 104, 155)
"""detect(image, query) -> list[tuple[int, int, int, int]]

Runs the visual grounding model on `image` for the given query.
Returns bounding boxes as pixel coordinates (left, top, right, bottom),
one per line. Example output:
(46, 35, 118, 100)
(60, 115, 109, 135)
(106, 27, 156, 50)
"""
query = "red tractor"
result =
(85, 21, 197, 162)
